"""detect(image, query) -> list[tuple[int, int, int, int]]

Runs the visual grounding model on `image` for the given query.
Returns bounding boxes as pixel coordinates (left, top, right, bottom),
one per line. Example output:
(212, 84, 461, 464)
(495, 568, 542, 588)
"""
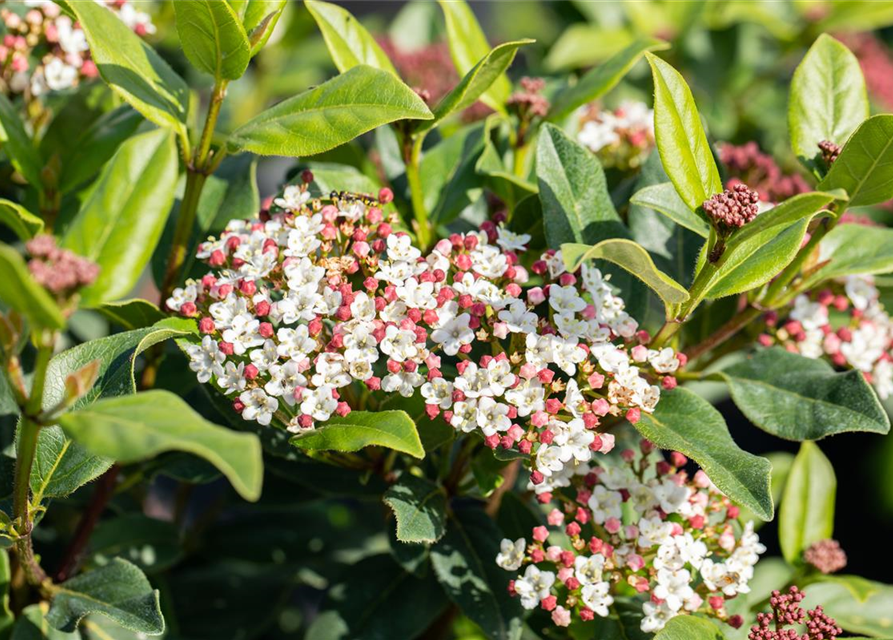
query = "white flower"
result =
(640, 601, 676, 633)
(311, 353, 352, 388)
(421, 377, 454, 409)
(845, 275, 877, 310)
(548, 285, 586, 315)
(221, 313, 263, 355)
(277, 326, 317, 362)
(653, 479, 691, 515)
(504, 379, 544, 417)
(513, 565, 555, 610)
(587, 486, 623, 524)
(476, 398, 511, 436)
(217, 362, 246, 395)
(386, 233, 421, 262)
(274, 185, 311, 212)
(239, 388, 278, 426)
(574, 554, 606, 586)
(380, 326, 420, 362)
(495, 225, 530, 252)
(431, 314, 474, 356)
(653, 567, 694, 612)
(496, 538, 526, 571)
(186, 336, 225, 383)
(381, 371, 424, 397)
(300, 385, 338, 421)
(265, 361, 307, 405)
(580, 581, 613, 617)
(498, 300, 537, 334)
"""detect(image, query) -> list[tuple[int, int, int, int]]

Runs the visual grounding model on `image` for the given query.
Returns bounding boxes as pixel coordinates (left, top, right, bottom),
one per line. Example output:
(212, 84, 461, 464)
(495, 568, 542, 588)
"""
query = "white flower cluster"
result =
(497, 446, 765, 632)
(576, 100, 655, 170)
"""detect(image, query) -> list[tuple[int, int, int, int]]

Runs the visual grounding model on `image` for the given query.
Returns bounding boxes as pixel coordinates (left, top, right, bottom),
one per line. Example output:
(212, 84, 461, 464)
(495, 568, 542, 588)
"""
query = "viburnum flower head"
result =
(703, 184, 761, 232)
(749, 586, 842, 640)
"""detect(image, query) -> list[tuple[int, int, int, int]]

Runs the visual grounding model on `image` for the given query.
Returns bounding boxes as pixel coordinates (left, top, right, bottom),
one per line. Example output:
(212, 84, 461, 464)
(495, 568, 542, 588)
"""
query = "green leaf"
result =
(562, 240, 689, 310)
(789, 34, 868, 173)
(536, 123, 626, 247)
(238, 0, 286, 56)
(46, 559, 163, 635)
(629, 182, 709, 238)
(549, 37, 669, 122)
(227, 65, 432, 157)
(634, 387, 773, 520)
(0, 245, 65, 331)
(0, 550, 11, 636)
(305, 161, 380, 197)
(804, 223, 893, 287)
(438, 0, 510, 112)
(68, 0, 188, 136)
(12, 604, 79, 640)
(645, 52, 722, 212)
(56, 106, 143, 195)
(818, 115, 893, 207)
(779, 441, 835, 565)
(0, 94, 42, 188)
(174, 0, 250, 80)
(496, 492, 541, 542)
(545, 24, 635, 71)
(61, 128, 178, 307)
(718, 347, 890, 441)
(430, 507, 523, 640)
(383, 473, 447, 543)
(800, 580, 893, 637)
(420, 122, 487, 225)
(89, 514, 182, 575)
(94, 299, 165, 331)
(0, 199, 42, 241)
(305, 0, 397, 74)
(422, 39, 533, 132)
(654, 616, 726, 640)
(58, 390, 263, 501)
(305, 555, 446, 640)
(291, 410, 424, 459)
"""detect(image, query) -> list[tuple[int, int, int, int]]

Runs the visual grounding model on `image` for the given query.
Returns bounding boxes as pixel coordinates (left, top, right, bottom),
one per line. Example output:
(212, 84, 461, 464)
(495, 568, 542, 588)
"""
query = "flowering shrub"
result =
(1, 2, 893, 639)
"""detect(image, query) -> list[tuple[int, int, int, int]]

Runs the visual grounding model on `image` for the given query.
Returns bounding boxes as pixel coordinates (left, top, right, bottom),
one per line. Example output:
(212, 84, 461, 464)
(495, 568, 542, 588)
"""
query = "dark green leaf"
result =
(305, 0, 397, 74)
(227, 65, 432, 157)
(11, 604, 79, 640)
(634, 387, 773, 520)
(383, 473, 447, 543)
(421, 123, 487, 225)
(174, 0, 250, 80)
(496, 492, 541, 542)
(46, 559, 163, 635)
(89, 514, 182, 574)
(292, 410, 425, 459)
(779, 441, 835, 564)
(629, 182, 709, 238)
(94, 299, 165, 331)
(0, 94, 42, 188)
(0, 199, 42, 241)
(818, 115, 893, 207)
(0, 245, 65, 330)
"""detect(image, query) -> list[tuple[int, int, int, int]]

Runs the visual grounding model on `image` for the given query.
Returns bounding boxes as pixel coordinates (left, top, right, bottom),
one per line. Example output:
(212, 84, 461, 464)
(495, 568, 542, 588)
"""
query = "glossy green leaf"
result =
(545, 24, 634, 72)
(227, 65, 432, 156)
(646, 52, 722, 212)
(292, 410, 424, 459)
(0, 245, 65, 331)
(68, 0, 188, 135)
(802, 580, 893, 637)
(94, 299, 165, 331)
(779, 441, 835, 564)
(818, 115, 893, 207)
(804, 223, 893, 287)
(537, 123, 626, 247)
(635, 387, 773, 520)
(62, 128, 178, 307)
(0, 550, 11, 636)
(11, 604, 79, 640)
(383, 473, 447, 543)
(238, 0, 286, 56)
(46, 559, 163, 635)
(0, 199, 42, 241)
(58, 390, 263, 501)
(629, 182, 709, 238)
(789, 34, 868, 173)
(423, 39, 533, 132)
(654, 616, 725, 640)
(305, 162, 380, 197)
(89, 514, 182, 574)
(421, 123, 487, 224)
(438, 0, 510, 111)
(174, 0, 250, 80)
(0, 94, 42, 188)
(718, 347, 889, 441)
(305, 0, 397, 74)
(430, 507, 523, 640)
(549, 37, 668, 121)
(562, 240, 689, 307)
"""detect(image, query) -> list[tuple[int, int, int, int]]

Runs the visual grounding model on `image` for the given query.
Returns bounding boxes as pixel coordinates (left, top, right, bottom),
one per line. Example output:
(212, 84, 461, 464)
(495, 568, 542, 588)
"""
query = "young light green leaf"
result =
(718, 348, 890, 441)
(630, 182, 709, 238)
(804, 223, 893, 287)
(62, 128, 178, 307)
(305, 0, 397, 74)
(430, 507, 523, 640)
(818, 115, 893, 207)
(0, 245, 65, 330)
(422, 39, 533, 132)
(12, 604, 78, 640)
(654, 616, 725, 640)
(789, 34, 868, 173)
(549, 37, 669, 121)
(562, 240, 689, 308)
(242, 0, 286, 56)
(227, 65, 432, 156)
(779, 442, 835, 564)
(0, 550, 11, 636)
(58, 390, 263, 501)
(292, 410, 424, 459)
(46, 559, 163, 635)
(0, 94, 43, 188)
(645, 52, 722, 212)
(635, 387, 774, 520)
(68, 0, 188, 136)
(383, 473, 447, 543)
(438, 0, 510, 111)
(0, 199, 43, 241)
(174, 0, 251, 80)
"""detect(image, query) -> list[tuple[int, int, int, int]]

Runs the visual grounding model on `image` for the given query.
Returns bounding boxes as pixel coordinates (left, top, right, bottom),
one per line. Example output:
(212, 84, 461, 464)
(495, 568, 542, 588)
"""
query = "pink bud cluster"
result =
(720, 142, 810, 204)
(26, 234, 99, 297)
(496, 442, 763, 633)
(170, 180, 681, 489)
(703, 184, 760, 231)
(759, 274, 893, 399)
(749, 587, 841, 640)
(507, 77, 550, 120)
(803, 539, 847, 575)
(818, 140, 841, 167)
(576, 100, 655, 171)
(0, 0, 153, 100)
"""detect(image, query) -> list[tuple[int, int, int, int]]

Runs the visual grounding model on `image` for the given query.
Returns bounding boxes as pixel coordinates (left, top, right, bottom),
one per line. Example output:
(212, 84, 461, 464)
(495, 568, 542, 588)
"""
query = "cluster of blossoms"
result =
(25, 234, 99, 301)
(703, 184, 761, 232)
(507, 77, 550, 121)
(760, 274, 893, 399)
(168, 179, 681, 490)
(576, 100, 655, 170)
(749, 587, 841, 640)
(496, 442, 765, 632)
(720, 142, 809, 205)
(803, 539, 847, 575)
(0, 0, 154, 98)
